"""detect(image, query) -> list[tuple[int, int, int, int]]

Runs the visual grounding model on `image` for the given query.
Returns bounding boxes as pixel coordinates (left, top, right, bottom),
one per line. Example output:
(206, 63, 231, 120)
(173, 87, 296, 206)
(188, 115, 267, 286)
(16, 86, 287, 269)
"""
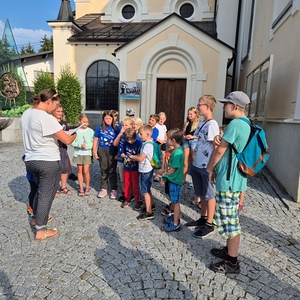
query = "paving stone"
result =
(0, 141, 299, 299)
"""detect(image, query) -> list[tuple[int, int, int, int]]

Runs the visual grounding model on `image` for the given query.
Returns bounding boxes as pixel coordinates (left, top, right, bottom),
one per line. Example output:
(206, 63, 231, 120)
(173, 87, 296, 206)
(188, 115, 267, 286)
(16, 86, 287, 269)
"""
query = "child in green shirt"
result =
(159, 128, 184, 232)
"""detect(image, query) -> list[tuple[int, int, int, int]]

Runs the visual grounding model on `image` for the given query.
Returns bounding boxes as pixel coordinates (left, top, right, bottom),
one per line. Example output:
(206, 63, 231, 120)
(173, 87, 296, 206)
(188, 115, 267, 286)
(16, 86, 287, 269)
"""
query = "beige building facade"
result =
(48, 0, 300, 202)
(48, 0, 232, 130)
(234, 0, 300, 202)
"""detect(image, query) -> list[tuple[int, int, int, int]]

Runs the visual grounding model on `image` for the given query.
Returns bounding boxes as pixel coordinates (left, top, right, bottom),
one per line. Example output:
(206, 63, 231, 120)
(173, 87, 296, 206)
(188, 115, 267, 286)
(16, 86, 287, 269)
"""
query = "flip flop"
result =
(35, 228, 59, 240)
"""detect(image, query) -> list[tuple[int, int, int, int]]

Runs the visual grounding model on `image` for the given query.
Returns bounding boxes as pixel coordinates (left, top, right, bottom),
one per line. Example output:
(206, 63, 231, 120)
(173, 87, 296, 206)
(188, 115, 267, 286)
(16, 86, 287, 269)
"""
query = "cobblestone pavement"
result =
(0, 141, 299, 300)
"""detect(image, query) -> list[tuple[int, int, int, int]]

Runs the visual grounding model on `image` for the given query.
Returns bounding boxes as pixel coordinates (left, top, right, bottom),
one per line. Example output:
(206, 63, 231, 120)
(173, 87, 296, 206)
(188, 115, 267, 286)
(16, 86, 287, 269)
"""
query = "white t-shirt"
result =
(155, 124, 167, 141)
(193, 119, 219, 169)
(138, 142, 153, 173)
(21, 108, 63, 161)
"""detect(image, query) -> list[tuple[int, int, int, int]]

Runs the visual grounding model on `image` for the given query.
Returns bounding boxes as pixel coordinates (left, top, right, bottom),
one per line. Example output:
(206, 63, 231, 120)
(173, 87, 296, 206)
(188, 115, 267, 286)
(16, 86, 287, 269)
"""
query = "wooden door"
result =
(156, 79, 186, 131)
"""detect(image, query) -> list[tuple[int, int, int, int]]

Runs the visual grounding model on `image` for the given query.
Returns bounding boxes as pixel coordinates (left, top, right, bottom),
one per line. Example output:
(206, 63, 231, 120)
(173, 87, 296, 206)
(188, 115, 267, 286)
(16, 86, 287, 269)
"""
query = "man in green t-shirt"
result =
(206, 91, 251, 274)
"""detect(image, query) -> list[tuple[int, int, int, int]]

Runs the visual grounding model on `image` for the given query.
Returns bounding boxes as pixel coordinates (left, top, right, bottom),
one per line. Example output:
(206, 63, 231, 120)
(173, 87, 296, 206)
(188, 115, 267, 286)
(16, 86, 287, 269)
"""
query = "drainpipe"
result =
(231, 0, 242, 91)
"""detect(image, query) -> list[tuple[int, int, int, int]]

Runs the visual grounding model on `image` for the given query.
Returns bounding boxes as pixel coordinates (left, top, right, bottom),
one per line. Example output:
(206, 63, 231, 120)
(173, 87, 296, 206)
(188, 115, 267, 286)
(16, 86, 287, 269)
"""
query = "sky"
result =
(0, 0, 75, 51)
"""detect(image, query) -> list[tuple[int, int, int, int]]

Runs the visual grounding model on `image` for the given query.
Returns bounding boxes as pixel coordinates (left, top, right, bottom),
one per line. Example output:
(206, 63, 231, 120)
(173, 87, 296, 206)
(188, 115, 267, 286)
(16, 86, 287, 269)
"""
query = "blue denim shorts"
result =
(181, 138, 197, 150)
(139, 170, 154, 194)
(168, 181, 181, 204)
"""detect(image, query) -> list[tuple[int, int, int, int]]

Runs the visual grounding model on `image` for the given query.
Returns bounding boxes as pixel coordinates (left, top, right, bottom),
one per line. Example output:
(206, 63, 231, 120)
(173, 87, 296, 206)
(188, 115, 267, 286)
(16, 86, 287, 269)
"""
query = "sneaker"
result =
(97, 189, 107, 198)
(130, 195, 135, 202)
(210, 246, 228, 259)
(185, 217, 206, 229)
(137, 212, 154, 221)
(163, 221, 181, 232)
(141, 204, 156, 214)
(188, 183, 193, 189)
(164, 214, 174, 224)
(110, 190, 118, 199)
(27, 206, 33, 217)
(134, 202, 144, 211)
(121, 200, 131, 208)
(209, 260, 240, 274)
(161, 204, 173, 216)
(68, 173, 78, 181)
(193, 225, 215, 239)
(118, 193, 125, 202)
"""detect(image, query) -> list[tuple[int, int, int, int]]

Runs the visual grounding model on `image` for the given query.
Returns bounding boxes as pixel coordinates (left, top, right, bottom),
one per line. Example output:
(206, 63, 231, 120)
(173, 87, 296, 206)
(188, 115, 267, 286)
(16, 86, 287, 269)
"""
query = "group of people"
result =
(20, 87, 251, 275)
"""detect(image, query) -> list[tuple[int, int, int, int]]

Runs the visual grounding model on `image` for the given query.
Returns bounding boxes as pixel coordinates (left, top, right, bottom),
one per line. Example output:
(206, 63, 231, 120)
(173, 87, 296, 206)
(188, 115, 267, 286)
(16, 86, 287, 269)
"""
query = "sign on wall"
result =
(119, 81, 141, 99)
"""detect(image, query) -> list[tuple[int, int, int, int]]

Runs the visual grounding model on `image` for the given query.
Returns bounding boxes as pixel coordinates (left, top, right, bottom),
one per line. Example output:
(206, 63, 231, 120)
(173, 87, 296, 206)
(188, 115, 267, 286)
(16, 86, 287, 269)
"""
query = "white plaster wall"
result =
(215, 0, 239, 47)
(23, 58, 53, 87)
(265, 122, 300, 202)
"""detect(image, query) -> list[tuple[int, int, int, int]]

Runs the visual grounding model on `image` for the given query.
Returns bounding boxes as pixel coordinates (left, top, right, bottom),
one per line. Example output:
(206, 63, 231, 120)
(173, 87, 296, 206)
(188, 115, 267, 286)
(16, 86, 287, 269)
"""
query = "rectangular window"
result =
(272, 0, 292, 28)
(245, 55, 274, 127)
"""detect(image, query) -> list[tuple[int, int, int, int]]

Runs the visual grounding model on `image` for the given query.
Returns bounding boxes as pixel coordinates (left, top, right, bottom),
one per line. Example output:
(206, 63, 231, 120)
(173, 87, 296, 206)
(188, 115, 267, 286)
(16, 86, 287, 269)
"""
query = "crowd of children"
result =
(24, 92, 251, 274)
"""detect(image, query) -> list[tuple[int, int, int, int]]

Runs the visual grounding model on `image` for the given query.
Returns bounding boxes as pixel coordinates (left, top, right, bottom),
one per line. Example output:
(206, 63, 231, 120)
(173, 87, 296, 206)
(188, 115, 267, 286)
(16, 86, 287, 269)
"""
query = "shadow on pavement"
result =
(0, 270, 17, 300)
(95, 226, 196, 299)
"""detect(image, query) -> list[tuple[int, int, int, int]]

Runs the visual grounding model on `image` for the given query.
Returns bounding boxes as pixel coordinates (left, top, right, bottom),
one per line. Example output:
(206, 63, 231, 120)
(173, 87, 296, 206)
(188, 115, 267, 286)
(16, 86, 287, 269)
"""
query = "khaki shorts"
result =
(73, 155, 93, 165)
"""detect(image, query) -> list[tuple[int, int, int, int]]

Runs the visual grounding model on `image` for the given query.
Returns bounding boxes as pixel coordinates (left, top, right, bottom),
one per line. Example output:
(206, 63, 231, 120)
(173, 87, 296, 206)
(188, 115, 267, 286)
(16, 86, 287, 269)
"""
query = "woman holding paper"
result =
(20, 88, 77, 240)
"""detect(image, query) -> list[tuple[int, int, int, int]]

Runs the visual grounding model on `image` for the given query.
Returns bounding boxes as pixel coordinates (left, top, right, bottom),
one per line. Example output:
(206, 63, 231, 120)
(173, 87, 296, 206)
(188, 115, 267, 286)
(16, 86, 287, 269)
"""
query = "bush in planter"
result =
(1, 104, 31, 117)
(56, 65, 82, 124)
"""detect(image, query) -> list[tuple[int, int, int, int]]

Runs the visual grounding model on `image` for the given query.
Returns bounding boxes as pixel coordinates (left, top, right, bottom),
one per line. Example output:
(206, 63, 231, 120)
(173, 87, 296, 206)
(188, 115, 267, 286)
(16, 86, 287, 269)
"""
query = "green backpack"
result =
(144, 141, 162, 169)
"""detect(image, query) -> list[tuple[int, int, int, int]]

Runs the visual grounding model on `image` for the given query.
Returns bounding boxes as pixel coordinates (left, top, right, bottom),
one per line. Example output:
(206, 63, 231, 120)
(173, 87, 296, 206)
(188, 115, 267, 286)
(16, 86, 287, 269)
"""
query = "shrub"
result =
(33, 70, 55, 95)
(1, 104, 31, 117)
(56, 65, 82, 124)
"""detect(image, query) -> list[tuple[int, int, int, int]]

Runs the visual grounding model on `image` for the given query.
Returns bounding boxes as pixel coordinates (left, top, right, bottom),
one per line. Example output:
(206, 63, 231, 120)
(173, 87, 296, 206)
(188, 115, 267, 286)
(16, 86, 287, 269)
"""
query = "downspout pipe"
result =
(231, 0, 242, 91)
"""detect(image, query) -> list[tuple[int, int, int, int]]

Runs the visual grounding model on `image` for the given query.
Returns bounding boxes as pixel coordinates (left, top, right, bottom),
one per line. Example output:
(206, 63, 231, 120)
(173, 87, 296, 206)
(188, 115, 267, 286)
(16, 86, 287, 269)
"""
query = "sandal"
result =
(35, 228, 59, 240)
(190, 197, 201, 206)
(84, 187, 91, 196)
(78, 189, 84, 197)
(60, 187, 72, 195)
(55, 190, 61, 198)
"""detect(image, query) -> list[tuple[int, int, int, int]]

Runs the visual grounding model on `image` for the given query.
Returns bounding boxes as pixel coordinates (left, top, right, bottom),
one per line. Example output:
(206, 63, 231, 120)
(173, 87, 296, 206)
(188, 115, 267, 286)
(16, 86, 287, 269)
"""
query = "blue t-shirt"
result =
(151, 127, 159, 142)
(123, 137, 142, 171)
(215, 117, 251, 192)
(94, 125, 117, 150)
(117, 133, 126, 162)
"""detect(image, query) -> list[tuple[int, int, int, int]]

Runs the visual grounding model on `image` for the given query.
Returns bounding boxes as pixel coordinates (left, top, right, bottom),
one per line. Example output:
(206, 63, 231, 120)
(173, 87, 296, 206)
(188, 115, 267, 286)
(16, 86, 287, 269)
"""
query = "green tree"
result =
(20, 43, 36, 55)
(38, 35, 53, 52)
(32, 70, 55, 95)
(0, 36, 15, 62)
(56, 65, 82, 124)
